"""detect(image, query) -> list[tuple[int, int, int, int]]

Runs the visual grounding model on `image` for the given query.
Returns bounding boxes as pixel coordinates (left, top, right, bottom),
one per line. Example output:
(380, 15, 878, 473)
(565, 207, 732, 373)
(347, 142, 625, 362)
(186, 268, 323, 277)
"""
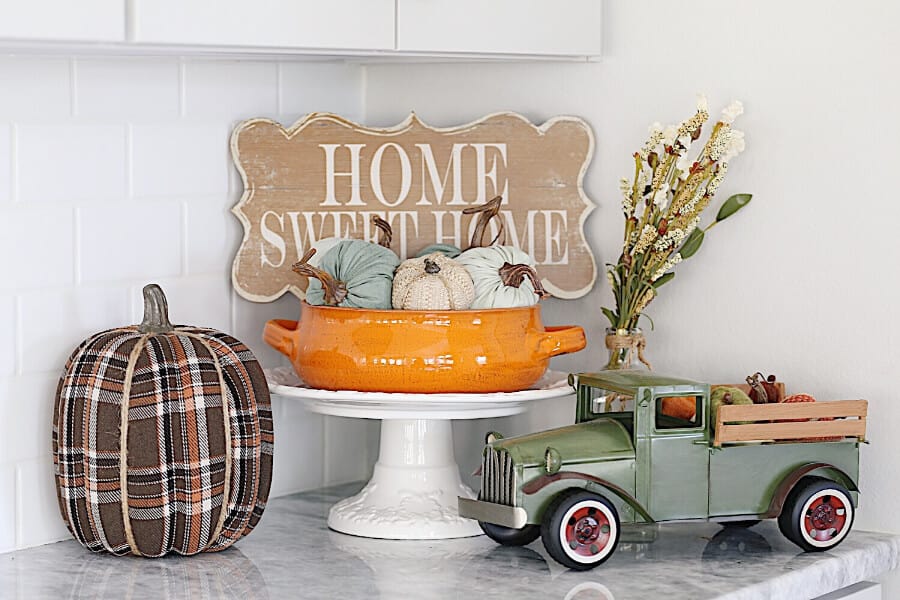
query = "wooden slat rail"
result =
(713, 399, 868, 447)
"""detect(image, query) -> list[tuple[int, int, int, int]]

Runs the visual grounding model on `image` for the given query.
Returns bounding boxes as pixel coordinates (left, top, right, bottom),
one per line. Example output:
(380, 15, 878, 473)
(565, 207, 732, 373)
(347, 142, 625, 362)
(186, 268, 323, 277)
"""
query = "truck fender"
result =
(522, 471, 655, 524)
(765, 462, 859, 518)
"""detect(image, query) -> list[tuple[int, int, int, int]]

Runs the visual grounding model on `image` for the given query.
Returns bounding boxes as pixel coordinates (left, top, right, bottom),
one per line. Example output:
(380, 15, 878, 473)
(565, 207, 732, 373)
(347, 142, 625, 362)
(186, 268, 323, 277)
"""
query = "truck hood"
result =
(491, 418, 635, 467)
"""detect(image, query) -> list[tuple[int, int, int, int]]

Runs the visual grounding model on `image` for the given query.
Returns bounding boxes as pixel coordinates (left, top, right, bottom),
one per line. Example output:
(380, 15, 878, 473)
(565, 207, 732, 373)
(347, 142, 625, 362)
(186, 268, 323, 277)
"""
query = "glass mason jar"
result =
(604, 327, 652, 370)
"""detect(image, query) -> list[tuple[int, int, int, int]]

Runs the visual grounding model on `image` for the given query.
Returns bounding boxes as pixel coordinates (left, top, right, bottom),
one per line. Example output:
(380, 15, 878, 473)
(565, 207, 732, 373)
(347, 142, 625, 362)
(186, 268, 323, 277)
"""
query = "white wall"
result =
(0, 55, 373, 552)
(365, 0, 900, 535)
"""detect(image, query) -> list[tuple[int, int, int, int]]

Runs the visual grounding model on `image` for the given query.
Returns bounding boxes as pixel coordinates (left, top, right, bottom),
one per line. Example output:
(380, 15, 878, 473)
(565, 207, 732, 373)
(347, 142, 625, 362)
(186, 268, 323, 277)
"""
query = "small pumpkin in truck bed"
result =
(459, 370, 867, 570)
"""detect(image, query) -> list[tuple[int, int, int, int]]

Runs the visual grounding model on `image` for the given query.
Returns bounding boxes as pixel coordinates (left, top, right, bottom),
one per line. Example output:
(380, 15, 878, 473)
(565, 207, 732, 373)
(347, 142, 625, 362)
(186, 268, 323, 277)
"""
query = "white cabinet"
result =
(0, 0, 125, 43)
(130, 0, 395, 51)
(0, 0, 601, 59)
(397, 0, 602, 56)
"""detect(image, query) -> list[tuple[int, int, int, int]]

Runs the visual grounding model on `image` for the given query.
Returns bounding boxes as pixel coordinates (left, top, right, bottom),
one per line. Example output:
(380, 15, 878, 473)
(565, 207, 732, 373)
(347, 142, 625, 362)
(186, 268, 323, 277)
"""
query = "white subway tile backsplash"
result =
(279, 63, 364, 122)
(0, 206, 75, 291)
(131, 124, 229, 198)
(19, 286, 130, 375)
(132, 276, 232, 333)
(0, 296, 14, 377)
(15, 458, 69, 548)
(269, 398, 324, 497)
(0, 57, 71, 119)
(183, 61, 279, 120)
(184, 197, 242, 276)
(79, 201, 182, 282)
(17, 124, 127, 203)
(1, 374, 58, 464)
(0, 124, 10, 203)
(0, 462, 15, 553)
(1, 54, 367, 553)
(232, 293, 298, 369)
(75, 58, 181, 120)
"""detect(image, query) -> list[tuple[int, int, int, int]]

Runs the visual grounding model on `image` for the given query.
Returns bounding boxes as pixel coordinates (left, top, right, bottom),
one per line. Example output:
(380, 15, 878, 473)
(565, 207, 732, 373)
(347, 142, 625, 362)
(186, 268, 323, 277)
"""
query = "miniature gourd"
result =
(392, 253, 475, 310)
(454, 196, 548, 309)
(709, 386, 753, 429)
(293, 215, 400, 309)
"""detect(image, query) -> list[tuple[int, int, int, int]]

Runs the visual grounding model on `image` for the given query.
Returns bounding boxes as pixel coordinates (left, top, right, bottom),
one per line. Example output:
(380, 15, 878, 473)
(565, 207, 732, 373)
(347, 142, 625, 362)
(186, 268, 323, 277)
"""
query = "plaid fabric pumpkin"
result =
(52, 284, 274, 557)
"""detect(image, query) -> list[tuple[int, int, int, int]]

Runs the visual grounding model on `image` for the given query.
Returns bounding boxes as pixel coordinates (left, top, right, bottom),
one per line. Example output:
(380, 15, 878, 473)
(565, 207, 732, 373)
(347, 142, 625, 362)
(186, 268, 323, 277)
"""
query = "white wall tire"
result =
(541, 490, 620, 570)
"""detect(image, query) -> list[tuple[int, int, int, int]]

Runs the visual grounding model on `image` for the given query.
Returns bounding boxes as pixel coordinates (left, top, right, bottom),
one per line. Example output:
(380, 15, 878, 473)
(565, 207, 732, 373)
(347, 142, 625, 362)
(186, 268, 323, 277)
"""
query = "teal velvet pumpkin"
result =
(456, 245, 546, 309)
(416, 243, 462, 259)
(305, 240, 400, 309)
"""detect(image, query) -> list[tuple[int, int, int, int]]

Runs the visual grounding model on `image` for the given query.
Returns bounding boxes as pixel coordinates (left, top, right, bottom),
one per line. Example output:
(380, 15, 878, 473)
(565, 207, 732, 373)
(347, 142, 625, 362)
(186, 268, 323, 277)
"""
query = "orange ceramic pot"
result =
(263, 302, 586, 393)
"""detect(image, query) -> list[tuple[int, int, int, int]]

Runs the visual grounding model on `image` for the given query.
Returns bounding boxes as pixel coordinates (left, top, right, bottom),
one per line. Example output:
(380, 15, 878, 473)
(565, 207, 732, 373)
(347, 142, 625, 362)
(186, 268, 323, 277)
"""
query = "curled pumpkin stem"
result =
(498, 262, 549, 298)
(463, 195, 506, 249)
(372, 215, 393, 248)
(291, 248, 349, 306)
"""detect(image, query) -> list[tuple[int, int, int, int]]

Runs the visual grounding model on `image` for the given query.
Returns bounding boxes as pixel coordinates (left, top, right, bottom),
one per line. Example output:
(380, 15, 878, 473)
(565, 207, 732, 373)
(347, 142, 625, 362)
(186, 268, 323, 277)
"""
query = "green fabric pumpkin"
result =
(456, 245, 546, 309)
(302, 240, 400, 309)
(709, 386, 753, 430)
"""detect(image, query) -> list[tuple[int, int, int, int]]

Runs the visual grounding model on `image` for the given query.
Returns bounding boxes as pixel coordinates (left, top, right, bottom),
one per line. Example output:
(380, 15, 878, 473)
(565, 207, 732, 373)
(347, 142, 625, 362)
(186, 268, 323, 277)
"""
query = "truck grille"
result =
(481, 447, 516, 506)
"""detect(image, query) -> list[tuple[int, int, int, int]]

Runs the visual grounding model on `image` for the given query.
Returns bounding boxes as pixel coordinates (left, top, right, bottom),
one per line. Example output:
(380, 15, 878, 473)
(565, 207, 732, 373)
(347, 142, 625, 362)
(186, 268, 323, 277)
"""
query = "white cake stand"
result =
(266, 367, 574, 540)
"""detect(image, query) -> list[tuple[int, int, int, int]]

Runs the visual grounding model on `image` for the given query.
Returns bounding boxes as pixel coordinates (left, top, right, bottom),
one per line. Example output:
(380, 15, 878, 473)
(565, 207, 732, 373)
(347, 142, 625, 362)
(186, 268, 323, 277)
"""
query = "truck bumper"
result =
(458, 497, 529, 529)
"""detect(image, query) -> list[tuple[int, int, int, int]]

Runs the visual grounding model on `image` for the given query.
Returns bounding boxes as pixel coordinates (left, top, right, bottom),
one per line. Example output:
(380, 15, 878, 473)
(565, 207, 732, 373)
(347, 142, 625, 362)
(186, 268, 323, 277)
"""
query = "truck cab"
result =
(459, 370, 864, 570)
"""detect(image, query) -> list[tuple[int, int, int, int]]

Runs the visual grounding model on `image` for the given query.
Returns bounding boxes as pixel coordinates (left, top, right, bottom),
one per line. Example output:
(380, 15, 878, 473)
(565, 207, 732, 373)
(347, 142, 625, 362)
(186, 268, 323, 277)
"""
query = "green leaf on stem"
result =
(601, 307, 618, 327)
(652, 272, 675, 288)
(679, 228, 705, 259)
(715, 193, 752, 223)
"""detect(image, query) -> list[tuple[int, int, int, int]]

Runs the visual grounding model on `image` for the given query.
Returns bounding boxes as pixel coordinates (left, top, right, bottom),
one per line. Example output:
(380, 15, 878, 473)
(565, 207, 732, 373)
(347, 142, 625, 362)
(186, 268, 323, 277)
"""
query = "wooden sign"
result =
(230, 112, 596, 302)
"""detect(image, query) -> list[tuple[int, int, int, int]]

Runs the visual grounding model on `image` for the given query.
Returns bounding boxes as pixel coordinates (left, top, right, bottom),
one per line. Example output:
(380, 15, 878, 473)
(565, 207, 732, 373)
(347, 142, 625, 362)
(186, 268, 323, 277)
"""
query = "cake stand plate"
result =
(266, 368, 574, 540)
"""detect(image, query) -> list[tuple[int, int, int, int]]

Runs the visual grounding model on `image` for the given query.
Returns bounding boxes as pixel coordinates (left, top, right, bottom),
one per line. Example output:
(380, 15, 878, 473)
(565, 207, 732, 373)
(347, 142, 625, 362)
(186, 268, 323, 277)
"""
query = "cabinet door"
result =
(0, 0, 125, 42)
(131, 0, 394, 51)
(397, 0, 602, 56)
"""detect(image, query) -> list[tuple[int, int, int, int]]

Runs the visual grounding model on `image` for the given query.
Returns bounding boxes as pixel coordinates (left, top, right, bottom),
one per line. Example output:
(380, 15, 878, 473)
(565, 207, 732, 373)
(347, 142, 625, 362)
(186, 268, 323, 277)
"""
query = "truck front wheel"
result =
(479, 522, 541, 546)
(540, 489, 620, 570)
(778, 476, 854, 552)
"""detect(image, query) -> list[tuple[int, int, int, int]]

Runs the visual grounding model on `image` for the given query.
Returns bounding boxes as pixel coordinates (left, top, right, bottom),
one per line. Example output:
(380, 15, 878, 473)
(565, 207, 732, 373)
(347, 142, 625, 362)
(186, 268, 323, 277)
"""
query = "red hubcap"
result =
(565, 505, 611, 557)
(804, 494, 847, 542)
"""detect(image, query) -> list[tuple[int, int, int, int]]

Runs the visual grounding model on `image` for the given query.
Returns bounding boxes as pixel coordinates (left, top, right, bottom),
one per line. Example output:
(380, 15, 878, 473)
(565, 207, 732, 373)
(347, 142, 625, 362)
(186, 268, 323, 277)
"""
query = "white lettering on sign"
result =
(320, 142, 508, 208)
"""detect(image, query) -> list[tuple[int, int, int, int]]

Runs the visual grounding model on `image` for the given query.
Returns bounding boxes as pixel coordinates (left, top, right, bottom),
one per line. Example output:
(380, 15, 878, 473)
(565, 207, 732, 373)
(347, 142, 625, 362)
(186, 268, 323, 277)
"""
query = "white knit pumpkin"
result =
(392, 253, 475, 310)
(456, 245, 545, 309)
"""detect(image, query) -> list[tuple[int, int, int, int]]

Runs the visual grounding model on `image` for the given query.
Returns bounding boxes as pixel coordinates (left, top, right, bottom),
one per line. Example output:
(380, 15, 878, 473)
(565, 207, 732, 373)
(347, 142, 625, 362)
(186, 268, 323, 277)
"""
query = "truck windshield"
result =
(588, 388, 635, 414)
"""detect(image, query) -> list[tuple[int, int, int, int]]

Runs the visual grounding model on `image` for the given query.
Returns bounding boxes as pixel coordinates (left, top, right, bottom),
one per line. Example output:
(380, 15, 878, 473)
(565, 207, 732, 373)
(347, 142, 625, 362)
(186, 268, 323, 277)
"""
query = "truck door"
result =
(646, 394, 710, 520)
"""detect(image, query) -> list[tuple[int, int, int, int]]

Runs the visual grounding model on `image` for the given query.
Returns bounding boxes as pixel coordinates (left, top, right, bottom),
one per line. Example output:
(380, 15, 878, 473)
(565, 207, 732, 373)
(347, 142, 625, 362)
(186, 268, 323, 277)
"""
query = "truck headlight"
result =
(544, 446, 562, 474)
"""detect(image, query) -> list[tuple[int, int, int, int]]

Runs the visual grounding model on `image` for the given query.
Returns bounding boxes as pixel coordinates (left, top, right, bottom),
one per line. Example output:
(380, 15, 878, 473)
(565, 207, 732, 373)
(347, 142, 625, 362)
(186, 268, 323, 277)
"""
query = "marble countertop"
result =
(2, 483, 898, 600)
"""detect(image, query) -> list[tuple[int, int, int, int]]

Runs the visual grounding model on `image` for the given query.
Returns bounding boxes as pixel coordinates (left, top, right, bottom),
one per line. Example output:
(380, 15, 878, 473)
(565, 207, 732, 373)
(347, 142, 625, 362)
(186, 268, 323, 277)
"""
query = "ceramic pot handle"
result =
(263, 319, 297, 358)
(539, 326, 586, 358)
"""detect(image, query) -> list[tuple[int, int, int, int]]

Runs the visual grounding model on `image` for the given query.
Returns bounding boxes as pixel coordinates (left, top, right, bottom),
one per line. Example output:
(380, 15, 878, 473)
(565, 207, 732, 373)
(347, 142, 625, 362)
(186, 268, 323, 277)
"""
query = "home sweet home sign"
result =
(231, 112, 596, 301)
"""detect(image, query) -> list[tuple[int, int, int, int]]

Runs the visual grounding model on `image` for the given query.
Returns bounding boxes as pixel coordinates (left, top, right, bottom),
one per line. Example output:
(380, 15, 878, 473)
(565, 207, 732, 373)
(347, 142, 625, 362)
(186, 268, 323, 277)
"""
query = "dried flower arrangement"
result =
(603, 96, 752, 368)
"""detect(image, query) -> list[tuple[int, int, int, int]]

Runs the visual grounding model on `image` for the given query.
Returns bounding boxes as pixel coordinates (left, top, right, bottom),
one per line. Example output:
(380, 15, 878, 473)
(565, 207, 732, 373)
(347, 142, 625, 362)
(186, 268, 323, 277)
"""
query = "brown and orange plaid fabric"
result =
(53, 325, 273, 557)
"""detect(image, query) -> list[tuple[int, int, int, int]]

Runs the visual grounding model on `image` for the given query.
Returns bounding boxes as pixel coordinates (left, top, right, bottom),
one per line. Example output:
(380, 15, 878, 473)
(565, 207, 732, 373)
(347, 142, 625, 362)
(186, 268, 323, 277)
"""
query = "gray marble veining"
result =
(1, 483, 898, 600)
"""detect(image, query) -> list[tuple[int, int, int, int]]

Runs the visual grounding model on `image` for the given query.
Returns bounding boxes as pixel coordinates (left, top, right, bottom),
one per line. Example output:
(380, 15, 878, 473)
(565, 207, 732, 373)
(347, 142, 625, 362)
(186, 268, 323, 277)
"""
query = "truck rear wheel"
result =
(778, 476, 854, 552)
(478, 522, 541, 546)
(540, 489, 620, 570)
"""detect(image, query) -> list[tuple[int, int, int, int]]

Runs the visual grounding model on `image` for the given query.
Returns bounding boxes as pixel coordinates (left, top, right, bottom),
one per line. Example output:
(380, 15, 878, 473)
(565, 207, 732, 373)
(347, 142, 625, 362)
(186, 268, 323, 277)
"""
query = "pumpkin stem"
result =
(291, 248, 349, 306)
(498, 262, 549, 299)
(139, 284, 175, 333)
(463, 195, 506, 249)
(372, 215, 393, 248)
(424, 257, 441, 274)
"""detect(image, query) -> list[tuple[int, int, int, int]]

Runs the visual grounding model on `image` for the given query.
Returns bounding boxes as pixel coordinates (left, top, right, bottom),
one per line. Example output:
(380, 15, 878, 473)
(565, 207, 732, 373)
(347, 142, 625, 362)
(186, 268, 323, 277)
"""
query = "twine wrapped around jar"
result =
(604, 328, 652, 370)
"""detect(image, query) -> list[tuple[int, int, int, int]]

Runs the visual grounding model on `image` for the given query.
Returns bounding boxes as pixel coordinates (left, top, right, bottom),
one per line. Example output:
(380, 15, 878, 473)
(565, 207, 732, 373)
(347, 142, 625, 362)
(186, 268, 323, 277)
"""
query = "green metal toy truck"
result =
(458, 371, 868, 570)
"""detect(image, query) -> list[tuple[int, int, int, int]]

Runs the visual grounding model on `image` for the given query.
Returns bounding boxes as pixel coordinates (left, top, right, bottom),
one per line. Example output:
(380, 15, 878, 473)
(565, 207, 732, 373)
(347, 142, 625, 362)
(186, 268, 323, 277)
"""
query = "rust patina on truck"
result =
(458, 371, 868, 570)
